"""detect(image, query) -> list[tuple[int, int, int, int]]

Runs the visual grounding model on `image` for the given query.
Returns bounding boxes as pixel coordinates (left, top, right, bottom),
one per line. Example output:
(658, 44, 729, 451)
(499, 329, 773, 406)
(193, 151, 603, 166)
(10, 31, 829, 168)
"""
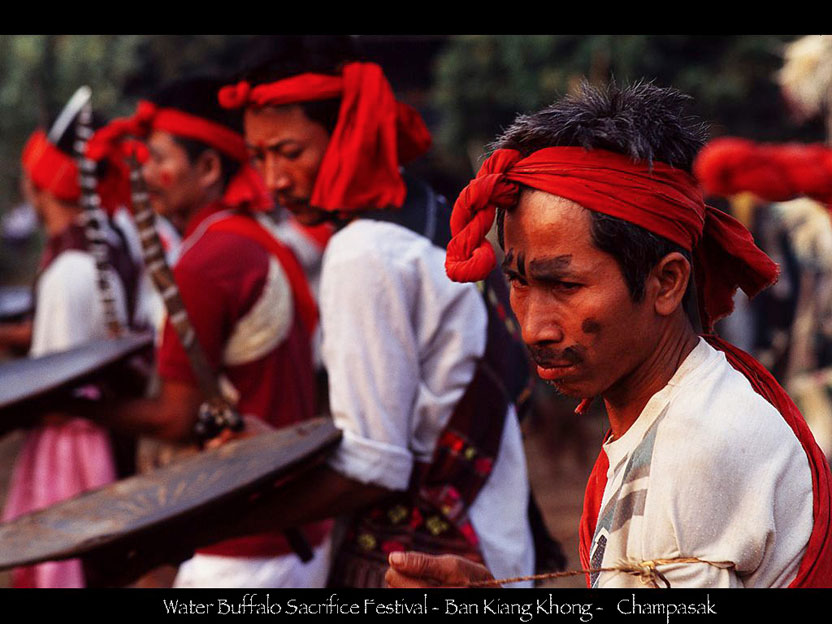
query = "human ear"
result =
(197, 149, 223, 190)
(651, 252, 691, 317)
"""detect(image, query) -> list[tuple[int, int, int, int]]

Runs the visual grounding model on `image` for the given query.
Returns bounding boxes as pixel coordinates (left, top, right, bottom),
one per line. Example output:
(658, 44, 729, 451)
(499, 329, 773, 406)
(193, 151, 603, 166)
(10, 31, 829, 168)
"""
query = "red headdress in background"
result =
(219, 62, 432, 216)
(21, 127, 138, 217)
(693, 137, 832, 205)
(21, 131, 81, 203)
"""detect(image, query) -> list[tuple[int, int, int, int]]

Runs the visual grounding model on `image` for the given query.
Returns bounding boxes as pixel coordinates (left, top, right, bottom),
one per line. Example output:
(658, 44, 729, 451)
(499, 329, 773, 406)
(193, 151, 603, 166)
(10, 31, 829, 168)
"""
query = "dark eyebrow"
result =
(501, 250, 530, 278)
(245, 139, 297, 152)
(528, 255, 574, 280)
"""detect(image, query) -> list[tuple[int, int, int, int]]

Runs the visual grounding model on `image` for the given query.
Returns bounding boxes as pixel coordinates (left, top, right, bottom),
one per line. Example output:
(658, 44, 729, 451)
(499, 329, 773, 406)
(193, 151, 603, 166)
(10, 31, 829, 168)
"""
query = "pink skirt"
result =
(2, 418, 116, 588)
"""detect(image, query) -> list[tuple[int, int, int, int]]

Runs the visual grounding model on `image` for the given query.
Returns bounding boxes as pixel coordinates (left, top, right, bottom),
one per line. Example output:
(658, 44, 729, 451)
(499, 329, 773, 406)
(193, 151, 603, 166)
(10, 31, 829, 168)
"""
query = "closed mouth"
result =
(536, 362, 579, 380)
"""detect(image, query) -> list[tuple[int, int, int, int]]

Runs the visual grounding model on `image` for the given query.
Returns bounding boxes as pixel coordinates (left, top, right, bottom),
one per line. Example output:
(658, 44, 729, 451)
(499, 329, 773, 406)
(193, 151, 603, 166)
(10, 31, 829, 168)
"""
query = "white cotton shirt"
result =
(589, 338, 814, 588)
(320, 218, 534, 585)
(30, 249, 128, 357)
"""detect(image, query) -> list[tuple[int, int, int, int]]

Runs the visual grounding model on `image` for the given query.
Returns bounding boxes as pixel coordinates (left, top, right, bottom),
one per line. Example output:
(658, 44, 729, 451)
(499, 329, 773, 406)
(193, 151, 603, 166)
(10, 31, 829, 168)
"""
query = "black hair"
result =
(237, 35, 361, 134)
(493, 80, 709, 303)
(51, 110, 107, 156)
(149, 75, 243, 189)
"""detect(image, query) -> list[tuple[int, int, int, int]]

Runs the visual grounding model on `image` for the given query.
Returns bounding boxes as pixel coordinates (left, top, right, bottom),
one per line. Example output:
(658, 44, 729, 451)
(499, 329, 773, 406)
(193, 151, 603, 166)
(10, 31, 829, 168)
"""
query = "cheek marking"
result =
(159, 171, 173, 188)
(582, 318, 601, 334)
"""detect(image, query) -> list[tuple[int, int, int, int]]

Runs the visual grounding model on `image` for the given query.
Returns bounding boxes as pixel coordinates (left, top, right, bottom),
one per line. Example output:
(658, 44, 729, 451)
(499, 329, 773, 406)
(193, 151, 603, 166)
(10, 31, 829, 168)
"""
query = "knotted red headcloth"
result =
(21, 130, 80, 202)
(446, 146, 780, 333)
(87, 100, 272, 212)
(694, 137, 832, 205)
(219, 62, 432, 214)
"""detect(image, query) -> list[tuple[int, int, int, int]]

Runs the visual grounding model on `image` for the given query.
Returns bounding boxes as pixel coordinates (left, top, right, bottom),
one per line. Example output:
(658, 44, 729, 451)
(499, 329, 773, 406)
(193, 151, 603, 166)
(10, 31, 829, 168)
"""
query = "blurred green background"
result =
(0, 34, 825, 285)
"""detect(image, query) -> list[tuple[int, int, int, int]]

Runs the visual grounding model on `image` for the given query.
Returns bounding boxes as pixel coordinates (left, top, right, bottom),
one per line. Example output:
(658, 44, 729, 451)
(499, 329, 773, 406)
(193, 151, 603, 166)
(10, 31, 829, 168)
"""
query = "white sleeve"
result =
(30, 251, 127, 357)
(320, 243, 421, 491)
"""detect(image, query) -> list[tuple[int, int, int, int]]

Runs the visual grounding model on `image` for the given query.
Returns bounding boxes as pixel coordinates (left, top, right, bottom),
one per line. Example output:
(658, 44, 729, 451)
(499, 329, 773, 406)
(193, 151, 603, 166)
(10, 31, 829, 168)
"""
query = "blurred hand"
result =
(204, 414, 275, 450)
(384, 551, 499, 588)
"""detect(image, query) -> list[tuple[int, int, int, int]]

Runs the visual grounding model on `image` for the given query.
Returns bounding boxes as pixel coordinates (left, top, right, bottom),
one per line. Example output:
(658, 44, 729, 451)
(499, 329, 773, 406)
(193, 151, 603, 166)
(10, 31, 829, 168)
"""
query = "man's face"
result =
(502, 190, 659, 399)
(141, 130, 205, 230)
(244, 105, 331, 226)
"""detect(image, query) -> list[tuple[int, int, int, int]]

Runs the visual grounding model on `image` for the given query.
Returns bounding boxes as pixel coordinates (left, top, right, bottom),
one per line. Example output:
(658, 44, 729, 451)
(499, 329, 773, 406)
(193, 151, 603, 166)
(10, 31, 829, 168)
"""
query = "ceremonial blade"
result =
(0, 286, 33, 322)
(126, 147, 314, 561)
(47, 86, 91, 144)
(127, 153, 240, 437)
(74, 90, 123, 337)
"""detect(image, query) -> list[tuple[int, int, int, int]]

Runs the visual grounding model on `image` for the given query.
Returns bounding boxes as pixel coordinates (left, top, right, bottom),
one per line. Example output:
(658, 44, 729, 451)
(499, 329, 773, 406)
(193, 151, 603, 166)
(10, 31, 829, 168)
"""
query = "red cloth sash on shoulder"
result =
(202, 214, 318, 338)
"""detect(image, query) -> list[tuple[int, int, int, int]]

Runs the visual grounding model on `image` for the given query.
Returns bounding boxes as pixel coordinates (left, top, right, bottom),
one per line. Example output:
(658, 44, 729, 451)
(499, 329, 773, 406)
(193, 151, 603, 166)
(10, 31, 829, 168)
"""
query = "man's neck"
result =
(42, 200, 82, 238)
(173, 188, 226, 237)
(602, 317, 699, 441)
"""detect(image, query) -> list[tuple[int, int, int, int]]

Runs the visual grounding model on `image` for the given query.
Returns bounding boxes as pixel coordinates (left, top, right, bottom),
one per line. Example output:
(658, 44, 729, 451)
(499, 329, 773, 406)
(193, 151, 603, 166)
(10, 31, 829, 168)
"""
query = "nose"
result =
(263, 153, 292, 193)
(514, 291, 564, 347)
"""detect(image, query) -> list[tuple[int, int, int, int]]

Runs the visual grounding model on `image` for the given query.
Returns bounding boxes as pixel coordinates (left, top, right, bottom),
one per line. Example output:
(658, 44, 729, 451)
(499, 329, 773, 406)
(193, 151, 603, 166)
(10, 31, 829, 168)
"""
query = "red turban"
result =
(446, 146, 779, 333)
(86, 100, 272, 212)
(219, 62, 432, 214)
(21, 130, 80, 202)
(22, 128, 133, 216)
(694, 137, 832, 205)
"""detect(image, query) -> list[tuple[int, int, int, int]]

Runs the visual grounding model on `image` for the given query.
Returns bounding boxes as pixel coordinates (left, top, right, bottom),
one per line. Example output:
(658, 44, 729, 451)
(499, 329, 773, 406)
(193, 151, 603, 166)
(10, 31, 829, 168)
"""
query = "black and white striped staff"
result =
(128, 151, 314, 559)
(127, 150, 312, 560)
(70, 87, 123, 338)
(126, 153, 242, 441)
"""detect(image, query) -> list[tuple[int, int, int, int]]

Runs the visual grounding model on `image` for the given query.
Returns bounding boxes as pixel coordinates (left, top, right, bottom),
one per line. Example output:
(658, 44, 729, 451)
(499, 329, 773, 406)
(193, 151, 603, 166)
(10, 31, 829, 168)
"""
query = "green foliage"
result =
(0, 35, 256, 284)
(0, 35, 257, 210)
(430, 35, 826, 177)
(0, 35, 144, 206)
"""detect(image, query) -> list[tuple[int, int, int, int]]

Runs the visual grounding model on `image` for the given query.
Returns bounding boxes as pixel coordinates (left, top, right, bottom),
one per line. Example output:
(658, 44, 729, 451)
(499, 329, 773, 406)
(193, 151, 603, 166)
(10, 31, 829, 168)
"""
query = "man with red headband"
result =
(90, 76, 331, 588)
(212, 37, 538, 587)
(3, 107, 144, 588)
(387, 81, 832, 588)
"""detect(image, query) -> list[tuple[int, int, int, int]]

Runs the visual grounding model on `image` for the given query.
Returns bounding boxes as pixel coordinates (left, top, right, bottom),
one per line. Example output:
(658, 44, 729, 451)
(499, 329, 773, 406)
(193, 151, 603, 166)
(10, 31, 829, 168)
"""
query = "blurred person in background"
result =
(82, 75, 332, 589)
(2, 104, 144, 588)
(210, 35, 541, 588)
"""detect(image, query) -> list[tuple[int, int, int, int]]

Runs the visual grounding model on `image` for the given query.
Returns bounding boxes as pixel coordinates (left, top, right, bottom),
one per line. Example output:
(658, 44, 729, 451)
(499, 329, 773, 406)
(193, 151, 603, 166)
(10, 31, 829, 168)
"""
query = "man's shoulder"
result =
(321, 219, 441, 288)
(177, 228, 270, 278)
(660, 342, 803, 460)
(39, 249, 97, 289)
(329, 218, 432, 257)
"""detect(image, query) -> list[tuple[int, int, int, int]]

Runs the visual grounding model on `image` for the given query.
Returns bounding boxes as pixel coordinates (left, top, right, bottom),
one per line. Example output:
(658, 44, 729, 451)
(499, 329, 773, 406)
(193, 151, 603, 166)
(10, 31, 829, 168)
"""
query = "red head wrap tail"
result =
(220, 62, 432, 214)
(445, 149, 523, 283)
(85, 120, 151, 216)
